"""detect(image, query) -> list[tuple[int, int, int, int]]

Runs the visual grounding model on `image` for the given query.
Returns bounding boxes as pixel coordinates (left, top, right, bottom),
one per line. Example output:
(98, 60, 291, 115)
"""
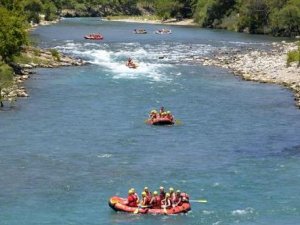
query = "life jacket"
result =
(132, 193, 139, 203)
(150, 196, 161, 209)
(127, 195, 137, 207)
(180, 192, 189, 202)
(162, 198, 172, 209)
(155, 196, 161, 208)
(141, 196, 150, 206)
(145, 191, 152, 202)
(170, 192, 176, 203)
(173, 195, 180, 204)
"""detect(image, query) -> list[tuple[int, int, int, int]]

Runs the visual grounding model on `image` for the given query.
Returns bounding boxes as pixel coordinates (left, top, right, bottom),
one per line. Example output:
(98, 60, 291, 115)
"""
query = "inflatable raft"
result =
(84, 34, 103, 40)
(126, 63, 138, 69)
(108, 196, 191, 215)
(147, 117, 174, 125)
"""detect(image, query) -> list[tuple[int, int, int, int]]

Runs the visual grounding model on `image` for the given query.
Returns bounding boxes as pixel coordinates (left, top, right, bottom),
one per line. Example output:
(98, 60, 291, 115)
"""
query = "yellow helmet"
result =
(167, 111, 171, 114)
(142, 191, 146, 196)
(128, 189, 133, 194)
(153, 191, 158, 195)
(169, 187, 174, 192)
(166, 193, 170, 197)
(144, 187, 149, 191)
(130, 188, 135, 192)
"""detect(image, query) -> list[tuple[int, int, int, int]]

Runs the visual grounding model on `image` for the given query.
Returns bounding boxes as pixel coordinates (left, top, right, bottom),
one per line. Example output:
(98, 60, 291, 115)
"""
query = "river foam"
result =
(54, 41, 217, 81)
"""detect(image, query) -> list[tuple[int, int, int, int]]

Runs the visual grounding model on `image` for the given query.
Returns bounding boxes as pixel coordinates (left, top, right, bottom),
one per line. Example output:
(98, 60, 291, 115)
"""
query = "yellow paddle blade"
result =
(175, 119, 182, 125)
(190, 199, 208, 203)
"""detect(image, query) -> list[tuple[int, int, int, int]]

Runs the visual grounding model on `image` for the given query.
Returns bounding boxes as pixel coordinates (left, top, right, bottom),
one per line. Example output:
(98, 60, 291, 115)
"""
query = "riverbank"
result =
(195, 41, 300, 108)
(2, 47, 86, 104)
(105, 16, 197, 26)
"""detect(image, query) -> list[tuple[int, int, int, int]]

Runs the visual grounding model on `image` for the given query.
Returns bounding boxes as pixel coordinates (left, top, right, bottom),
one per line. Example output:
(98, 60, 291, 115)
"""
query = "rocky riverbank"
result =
(3, 47, 86, 102)
(193, 41, 300, 108)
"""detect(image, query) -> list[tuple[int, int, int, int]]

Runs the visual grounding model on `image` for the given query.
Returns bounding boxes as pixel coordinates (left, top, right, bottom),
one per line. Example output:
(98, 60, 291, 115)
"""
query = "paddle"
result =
(190, 199, 208, 203)
(133, 208, 139, 214)
(175, 119, 182, 125)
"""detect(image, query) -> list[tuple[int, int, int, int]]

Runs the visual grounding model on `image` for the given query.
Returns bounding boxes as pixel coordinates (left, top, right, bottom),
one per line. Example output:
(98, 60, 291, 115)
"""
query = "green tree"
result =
(238, 0, 270, 33)
(270, 1, 300, 36)
(43, 1, 58, 21)
(0, 7, 28, 63)
(22, 0, 43, 23)
(154, 0, 182, 20)
(194, 0, 236, 27)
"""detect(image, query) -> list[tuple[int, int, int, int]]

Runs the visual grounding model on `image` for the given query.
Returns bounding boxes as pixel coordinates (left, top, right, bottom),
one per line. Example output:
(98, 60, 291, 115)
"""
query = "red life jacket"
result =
(145, 191, 152, 202)
(154, 196, 161, 208)
(141, 196, 150, 206)
(151, 196, 161, 209)
(127, 195, 137, 207)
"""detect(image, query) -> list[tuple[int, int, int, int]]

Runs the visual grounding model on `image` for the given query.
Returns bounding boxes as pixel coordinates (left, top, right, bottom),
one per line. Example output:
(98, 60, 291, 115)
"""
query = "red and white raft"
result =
(147, 117, 174, 125)
(108, 196, 191, 215)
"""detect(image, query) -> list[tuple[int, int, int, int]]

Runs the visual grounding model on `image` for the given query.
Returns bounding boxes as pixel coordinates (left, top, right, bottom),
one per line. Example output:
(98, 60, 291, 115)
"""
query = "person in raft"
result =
(159, 186, 166, 200)
(126, 57, 136, 67)
(159, 106, 165, 116)
(139, 191, 151, 208)
(130, 188, 139, 204)
(149, 191, 161, 209)
(149, 110, 158, 120)
(172, 190, 183, 207)
(161, 193, 172, 209)
(169, 187, 176, 202)
(143, 187, 152, 202)
(126, 189, 138, 207)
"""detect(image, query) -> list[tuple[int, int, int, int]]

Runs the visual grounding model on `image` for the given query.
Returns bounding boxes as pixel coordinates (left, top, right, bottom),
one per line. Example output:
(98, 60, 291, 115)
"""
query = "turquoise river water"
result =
(0, 18, 300, 225)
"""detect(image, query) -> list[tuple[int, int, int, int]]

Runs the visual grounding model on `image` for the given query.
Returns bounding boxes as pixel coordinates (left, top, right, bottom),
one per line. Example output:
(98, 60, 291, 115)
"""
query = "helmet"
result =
(159, 186, 164, 190)
(130, 188, 135, 192)
(128, 189, 133, 194)
(176, 190, 181, 193)
(142, 191, 146, 196)
(153, 191, 158, 195)
(167, 111, 171, 114)
(144, 187, 148, 191)
(169, 187, 174, 192)
(166, 193, 170, 197)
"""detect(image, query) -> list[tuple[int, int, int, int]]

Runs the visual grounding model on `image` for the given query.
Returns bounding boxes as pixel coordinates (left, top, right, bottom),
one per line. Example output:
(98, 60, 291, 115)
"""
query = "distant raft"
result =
(126, 63, 138, 69)
(108, 196, 191, 215)
(134, 29, 147, 34)
(155, 29, 172, 34)
(84, 33, 103, 40)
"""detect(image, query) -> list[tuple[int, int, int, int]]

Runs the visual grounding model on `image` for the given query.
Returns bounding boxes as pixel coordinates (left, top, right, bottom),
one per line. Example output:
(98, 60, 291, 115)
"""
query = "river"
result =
(0, 18, 300, 225)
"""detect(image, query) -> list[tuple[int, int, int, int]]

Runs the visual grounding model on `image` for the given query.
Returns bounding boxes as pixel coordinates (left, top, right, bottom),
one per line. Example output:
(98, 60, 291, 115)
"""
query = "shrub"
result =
(287, 42, 300, 67)
(49, 49, 60, 62)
